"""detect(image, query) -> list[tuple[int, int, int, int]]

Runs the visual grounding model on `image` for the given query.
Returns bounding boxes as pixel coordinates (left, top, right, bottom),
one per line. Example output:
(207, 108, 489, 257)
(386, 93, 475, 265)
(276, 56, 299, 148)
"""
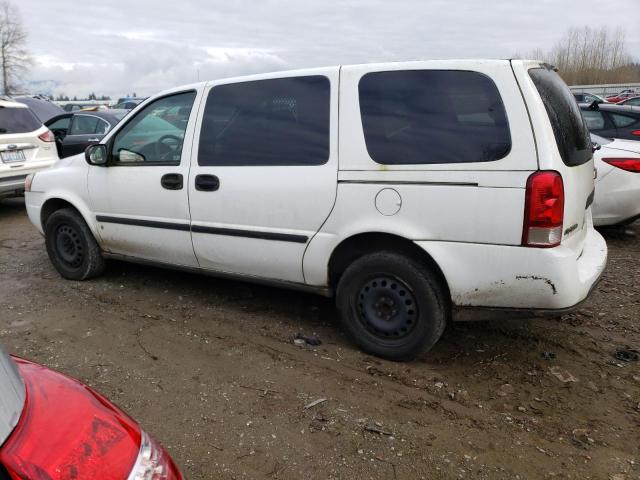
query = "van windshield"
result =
(528, 67, 592, 166)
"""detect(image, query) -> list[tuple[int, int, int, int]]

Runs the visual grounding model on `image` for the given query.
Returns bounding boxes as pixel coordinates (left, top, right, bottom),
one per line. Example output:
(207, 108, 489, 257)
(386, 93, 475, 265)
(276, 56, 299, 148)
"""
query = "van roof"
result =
(154, 59, 543, 98)
(0, 99, 28, 109)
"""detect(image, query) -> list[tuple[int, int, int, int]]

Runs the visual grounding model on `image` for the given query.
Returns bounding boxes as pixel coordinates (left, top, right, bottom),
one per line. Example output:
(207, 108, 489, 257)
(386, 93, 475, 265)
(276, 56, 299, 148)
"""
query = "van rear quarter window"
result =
(528, 67, 592, 167)
(358, 70, 512, 165)
(198, 76, 330, 167)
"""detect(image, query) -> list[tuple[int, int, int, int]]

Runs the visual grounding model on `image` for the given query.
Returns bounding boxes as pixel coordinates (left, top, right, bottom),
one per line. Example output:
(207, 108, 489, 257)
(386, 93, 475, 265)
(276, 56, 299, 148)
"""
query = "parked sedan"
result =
(579, 103, 640, 140)
(592, 134, 640, 226)
(617, 96, 640, 107)
(0, 346, 182, 479)
(45, 110, 128, 159)
(0, 99, 59, 199)
(605, 89, 638, 103)
(572, 92, 607, 104)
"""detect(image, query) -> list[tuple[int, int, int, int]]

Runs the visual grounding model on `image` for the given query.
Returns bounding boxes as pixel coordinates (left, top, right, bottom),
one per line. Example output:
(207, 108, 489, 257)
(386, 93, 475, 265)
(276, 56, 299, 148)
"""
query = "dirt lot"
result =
(0, 197, 638, 480)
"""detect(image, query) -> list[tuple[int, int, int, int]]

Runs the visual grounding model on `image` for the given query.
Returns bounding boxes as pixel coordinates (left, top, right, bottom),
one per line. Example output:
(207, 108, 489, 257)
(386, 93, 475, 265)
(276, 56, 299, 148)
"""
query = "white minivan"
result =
(25, 60, 607, 360)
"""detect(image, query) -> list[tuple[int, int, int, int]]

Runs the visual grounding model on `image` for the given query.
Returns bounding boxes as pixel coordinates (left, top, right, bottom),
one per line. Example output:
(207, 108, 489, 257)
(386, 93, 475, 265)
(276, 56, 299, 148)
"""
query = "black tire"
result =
(336, 252, 448, 361)
(45, 208, 105, 280)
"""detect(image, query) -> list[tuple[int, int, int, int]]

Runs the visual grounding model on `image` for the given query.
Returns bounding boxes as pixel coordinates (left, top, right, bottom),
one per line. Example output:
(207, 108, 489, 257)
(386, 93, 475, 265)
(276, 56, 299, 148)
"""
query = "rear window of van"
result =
(358, 70, 511, 165)
(529, 67, 592, 166)
(0, 107, 42, 134)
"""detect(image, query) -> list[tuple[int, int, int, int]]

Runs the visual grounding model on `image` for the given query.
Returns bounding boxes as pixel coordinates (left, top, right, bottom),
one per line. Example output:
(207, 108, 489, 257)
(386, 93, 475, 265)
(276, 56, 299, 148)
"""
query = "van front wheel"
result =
(45, 208, 105, 280)
(336, 252, 447, 361)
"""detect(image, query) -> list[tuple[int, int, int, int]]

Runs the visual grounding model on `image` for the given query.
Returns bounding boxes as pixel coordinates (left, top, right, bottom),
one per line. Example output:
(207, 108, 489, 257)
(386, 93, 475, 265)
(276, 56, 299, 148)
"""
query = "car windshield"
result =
(0, 346, 25, 445)
(0, 106, 43, 134)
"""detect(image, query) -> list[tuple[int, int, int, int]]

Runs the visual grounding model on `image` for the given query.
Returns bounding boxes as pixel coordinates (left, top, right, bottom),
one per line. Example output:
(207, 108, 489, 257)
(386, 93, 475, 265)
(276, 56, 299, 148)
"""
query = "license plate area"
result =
(1, 150, 26, 163)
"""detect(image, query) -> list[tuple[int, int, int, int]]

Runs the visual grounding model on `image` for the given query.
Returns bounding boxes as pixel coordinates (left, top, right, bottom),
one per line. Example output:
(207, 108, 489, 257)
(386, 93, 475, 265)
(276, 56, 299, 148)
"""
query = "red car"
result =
(605, 89, 638, 103)
(0, 348, 182, 479)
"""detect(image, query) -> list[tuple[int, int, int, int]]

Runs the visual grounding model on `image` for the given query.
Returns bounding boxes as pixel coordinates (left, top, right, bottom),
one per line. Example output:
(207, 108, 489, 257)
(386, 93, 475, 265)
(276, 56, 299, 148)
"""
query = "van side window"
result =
(111, 91, 196, 165)
(198, 76, 330, 166)
(529, 67, 592, 167)
(358, 70, 511, 165)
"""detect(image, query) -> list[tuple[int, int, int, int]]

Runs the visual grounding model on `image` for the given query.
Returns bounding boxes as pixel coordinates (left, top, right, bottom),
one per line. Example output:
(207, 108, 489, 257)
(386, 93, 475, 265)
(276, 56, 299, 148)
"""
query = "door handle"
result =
(161, 173, 183, 190)
(87, 138, 100, 142)
(195, 174, 220, 192)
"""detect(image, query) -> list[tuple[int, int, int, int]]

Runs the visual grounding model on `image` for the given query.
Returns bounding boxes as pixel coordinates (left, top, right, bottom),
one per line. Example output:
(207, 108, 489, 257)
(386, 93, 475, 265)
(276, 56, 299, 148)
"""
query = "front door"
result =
(188, 71, 339, 283)
(88, 90, 201, 267)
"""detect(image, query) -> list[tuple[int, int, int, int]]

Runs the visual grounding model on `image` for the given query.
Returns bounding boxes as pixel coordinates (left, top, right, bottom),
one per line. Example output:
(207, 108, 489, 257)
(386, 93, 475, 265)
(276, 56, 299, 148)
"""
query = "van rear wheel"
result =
(336, 252, 447, 361)
(45, 208, 105, 280)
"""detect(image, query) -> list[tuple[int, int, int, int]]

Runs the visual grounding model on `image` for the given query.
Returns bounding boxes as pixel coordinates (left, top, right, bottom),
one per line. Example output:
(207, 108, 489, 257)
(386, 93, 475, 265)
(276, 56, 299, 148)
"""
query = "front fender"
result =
(26, 190, 100, 243)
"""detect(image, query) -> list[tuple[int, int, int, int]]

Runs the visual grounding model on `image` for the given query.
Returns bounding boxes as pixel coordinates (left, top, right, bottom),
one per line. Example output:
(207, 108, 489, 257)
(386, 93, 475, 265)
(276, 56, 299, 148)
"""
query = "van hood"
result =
(0, 347, 25, 445)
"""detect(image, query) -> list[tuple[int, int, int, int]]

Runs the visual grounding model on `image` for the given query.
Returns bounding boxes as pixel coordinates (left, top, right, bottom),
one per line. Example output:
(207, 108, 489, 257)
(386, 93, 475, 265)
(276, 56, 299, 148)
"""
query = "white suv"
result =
(1, 99, 59, 199)
(25, 60, 607, 360)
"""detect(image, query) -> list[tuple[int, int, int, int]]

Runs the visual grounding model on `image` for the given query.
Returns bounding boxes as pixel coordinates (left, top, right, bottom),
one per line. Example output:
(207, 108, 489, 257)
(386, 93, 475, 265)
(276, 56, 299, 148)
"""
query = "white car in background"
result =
(0, 99, 59, 199)
(592, 134, 640, 226)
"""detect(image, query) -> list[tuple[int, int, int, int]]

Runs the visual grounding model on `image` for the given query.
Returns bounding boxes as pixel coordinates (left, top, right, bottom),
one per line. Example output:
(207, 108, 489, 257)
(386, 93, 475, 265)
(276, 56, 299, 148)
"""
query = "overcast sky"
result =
(16, 0, 640, 98)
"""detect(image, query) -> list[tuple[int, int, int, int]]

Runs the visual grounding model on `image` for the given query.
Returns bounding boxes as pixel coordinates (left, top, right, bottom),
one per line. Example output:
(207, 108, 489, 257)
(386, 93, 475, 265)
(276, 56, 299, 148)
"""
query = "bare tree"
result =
(0, 0, 30, 96)
(517, 26, 638, 85)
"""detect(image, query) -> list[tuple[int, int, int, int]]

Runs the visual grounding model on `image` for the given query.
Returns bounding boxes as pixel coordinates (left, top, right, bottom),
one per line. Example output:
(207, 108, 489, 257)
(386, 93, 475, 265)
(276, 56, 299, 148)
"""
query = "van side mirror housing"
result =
(85, 144, 108, 166)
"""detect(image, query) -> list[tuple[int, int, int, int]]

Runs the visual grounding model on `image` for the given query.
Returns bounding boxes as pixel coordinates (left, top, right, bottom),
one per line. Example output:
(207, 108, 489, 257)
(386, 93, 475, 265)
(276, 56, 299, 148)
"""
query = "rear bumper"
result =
(0, 162, 56, 198)
(452, 269, 604, 321)
(0, 174, 28, 197)
(416, 224, 607, 315)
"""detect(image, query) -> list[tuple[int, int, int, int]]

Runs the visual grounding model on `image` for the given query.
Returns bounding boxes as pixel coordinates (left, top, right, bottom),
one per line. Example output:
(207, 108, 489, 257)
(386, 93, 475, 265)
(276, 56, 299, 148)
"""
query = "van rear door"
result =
(513, 61, 595, 252)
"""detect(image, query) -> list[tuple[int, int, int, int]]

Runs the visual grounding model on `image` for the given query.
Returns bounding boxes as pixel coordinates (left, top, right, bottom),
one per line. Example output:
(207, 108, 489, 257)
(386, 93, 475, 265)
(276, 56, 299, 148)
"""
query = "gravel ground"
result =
(1, 197, 639, 480)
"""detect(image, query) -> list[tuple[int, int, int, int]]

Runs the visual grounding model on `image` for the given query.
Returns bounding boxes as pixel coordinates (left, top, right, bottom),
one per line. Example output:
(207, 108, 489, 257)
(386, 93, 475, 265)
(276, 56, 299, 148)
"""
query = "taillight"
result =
(127, 431, 183, 480)
(603, 157, 640, 172)
(631, 130, 640, 137)
(24, 173, 34, 193)
(38, 129, 55, 142)
(522, 171, 564, 248)
(0, 358, 142, 480)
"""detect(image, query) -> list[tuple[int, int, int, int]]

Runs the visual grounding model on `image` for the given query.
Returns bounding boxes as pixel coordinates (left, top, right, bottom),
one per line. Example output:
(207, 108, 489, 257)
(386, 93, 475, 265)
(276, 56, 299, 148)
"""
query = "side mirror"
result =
(85, 144, 107, 166)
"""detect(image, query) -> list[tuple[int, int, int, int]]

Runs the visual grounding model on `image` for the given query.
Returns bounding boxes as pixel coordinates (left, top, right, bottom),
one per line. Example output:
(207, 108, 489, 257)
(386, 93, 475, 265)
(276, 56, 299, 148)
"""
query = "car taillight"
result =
(0, 358, 142, 480)
(24, 173, 34, 193)
(603, 157, 640, 172)
(127, 431, 182, 480)
(522, 171, 564, 248)
(38, 129, 55, 142)
(630, 130, 640, 137)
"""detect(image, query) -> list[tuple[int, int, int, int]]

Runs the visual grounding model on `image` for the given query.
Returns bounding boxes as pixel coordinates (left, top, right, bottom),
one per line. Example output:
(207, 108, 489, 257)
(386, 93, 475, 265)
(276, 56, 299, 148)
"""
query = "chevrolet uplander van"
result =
(25, 60, 607, 360)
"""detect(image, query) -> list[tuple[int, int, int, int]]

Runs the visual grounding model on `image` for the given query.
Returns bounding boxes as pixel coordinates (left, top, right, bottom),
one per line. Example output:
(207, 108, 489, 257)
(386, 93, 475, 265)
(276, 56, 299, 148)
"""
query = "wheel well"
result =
(328, 232, 450, 297)
(40, 198, 80, 229)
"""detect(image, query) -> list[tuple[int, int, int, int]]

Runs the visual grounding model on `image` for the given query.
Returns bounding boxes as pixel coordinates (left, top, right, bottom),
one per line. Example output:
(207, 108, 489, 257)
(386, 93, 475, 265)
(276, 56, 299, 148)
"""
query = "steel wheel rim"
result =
(357, 276, 418, 339)
(55, 224, 84, 268)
